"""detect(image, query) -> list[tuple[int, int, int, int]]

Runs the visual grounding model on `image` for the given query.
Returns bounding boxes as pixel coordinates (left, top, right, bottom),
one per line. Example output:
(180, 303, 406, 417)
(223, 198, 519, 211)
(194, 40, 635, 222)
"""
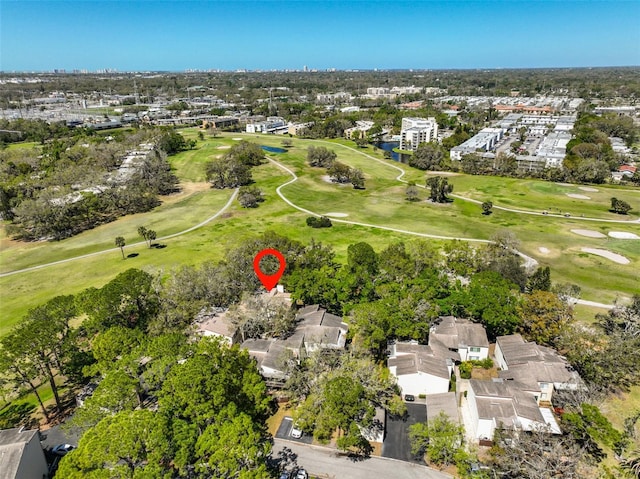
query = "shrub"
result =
(306, 216, 332, 228)
(459, 361, 472, 379)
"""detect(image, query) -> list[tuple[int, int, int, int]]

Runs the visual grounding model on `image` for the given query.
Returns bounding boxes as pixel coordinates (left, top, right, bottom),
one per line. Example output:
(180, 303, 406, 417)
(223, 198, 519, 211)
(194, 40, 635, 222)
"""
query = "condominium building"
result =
(399, 117, 438, 151)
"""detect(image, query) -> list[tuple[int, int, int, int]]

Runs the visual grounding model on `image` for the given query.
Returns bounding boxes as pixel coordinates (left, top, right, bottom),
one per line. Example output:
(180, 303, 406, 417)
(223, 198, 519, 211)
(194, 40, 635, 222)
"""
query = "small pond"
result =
(261, 145, 287, 153)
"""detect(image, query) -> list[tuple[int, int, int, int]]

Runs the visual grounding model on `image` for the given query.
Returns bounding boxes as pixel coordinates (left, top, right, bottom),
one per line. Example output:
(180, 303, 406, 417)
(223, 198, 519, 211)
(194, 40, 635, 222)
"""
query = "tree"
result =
(327, 161, 352, 183)
(481, 201, 493, 215)
(115, 236, 125, 259)
(79, 268, 159, 333)
(137, 225, 156, 248)
(227, 140, 265, 167)
(527, 266, 551, 292)
(157, 129, 188, 155)
(0, 335, 51, 422)
(518, 290, 573, 346)
(405, 182, 420, 202)
(238, 186, 264, 208)
(409, 142, 444, 170)
(490, 427, 597, 479)
(307, 146, 336, 168)
(2, 296, 78, 415)
(349, 168, 365, 189)
(306, 216, 332, 228)
(409, 412, 465, 467)
(426, 176, 453, 203)
(58, 410, 173, 478)
(611, 197, 633, 215)
(480, 230, 527, 290)
(195, 411, 272, 478)
(205, 155, 253, 189)
(463, 271, 522, 340)
(562, 403, 625, 461)
(157, 337, 271, 429)
(226, 292, 296, 341)
(281, 138, 292, 148)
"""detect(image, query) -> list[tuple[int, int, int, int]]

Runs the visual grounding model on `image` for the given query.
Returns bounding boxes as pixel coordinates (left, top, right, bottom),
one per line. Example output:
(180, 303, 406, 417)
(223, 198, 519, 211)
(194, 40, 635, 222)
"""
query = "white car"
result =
(295, 469, 308, 479)
(290, 425, 303, 439)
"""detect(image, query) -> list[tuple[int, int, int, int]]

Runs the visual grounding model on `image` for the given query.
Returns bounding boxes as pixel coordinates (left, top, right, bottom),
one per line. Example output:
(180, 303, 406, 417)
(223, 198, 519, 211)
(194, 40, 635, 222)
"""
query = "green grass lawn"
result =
(1, 130, 639, 336)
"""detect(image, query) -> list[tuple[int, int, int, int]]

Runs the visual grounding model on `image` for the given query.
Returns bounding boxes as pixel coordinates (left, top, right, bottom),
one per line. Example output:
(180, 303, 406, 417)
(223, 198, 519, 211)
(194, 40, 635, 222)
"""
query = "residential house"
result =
(241, 338, 291, 383)
(426, 392, 460, 425)
(465, 379, 561, 442)
(387, 342, 452, 396)
(495, 334, 581, 404)
(292, 305, 348, 353)
(429, 316, 489, 362)
(194, 308, 240, 345)
(0, 428, 48, 479)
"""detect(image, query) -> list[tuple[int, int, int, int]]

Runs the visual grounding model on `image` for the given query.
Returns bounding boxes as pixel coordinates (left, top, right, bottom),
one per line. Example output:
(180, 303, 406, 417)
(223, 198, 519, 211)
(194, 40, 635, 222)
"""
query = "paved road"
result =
(273, 438, 452, 479)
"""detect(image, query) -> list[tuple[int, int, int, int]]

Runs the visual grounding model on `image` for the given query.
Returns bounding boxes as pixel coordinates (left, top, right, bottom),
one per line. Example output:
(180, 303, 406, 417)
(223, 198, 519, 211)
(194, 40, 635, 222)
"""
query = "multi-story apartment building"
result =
(399, 117, 438, 151)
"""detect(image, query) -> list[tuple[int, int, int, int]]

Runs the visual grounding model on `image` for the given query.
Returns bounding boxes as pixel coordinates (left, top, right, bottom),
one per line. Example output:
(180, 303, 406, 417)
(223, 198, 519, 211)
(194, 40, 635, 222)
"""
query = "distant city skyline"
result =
(1, 0, 639, 72)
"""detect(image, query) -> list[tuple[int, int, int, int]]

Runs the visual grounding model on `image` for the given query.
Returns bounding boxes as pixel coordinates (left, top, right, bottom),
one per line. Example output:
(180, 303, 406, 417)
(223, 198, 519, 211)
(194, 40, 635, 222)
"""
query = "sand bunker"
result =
(538, 247, 550, 254)
(232, 137, 243, 140)
(566, 193, 591, 200)
(581, 248, 630, 265)
(571, 229, 606, 238)
(217, 145, 231, 149)
(555, 183, 573, 187)
(579, 186, 599, 192)
(609, 231, 640, 240)
(324, 212, 349, 218)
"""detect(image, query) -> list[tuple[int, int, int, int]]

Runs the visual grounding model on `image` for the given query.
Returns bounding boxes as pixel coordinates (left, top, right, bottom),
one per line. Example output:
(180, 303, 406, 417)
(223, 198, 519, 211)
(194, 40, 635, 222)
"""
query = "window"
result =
(540, 382, 549, 389)
(470, 356, 479, 361)
(470, 347, 481, 353)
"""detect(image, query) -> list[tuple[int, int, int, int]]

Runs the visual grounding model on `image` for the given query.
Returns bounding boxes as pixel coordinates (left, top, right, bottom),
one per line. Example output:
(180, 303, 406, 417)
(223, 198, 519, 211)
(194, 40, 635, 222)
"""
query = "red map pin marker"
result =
(253, 248, 286, 291)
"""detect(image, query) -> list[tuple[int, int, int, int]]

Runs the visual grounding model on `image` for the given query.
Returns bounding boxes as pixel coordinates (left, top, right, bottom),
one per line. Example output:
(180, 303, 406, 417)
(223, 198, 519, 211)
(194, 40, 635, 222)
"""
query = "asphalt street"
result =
(273, 438, 452, 479)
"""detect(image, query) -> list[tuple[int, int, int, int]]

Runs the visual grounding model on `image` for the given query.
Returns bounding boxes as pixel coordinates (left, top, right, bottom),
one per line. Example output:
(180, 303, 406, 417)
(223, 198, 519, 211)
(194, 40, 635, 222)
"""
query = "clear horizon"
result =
(1, 1, 639, 72)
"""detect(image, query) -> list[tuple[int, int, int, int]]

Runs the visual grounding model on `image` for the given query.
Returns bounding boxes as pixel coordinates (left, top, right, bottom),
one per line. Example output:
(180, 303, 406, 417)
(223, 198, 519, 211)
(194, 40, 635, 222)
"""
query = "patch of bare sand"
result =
(571, 229, 607, 238)
(608, 231, 640, 240)
(324, 212, 349, 218)
(426, 171, 460, 176)
(581, 248, 630, 265)
(160, 182, 210, 204)
(538, 247, 550, 254)
(579, 186, 599, 192)
(217, 145, 231, 149)
(566, 193, 591, 200)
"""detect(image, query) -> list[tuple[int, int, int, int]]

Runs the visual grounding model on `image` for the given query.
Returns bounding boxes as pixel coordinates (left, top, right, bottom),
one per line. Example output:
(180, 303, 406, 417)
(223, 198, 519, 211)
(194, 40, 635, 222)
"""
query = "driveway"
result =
(275, 416, 313, 445)
(382, 402, 427, 463)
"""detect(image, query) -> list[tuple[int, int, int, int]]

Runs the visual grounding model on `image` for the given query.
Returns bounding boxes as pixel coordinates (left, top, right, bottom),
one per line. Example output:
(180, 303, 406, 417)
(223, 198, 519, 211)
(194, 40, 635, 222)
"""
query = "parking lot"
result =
(382, 403, 426, 462)
(275, 416, 313, 445)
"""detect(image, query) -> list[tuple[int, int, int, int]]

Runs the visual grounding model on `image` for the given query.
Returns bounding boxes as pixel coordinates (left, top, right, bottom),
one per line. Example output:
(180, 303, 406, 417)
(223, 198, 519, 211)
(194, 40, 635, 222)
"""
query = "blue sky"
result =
(1, 1, 639, 71)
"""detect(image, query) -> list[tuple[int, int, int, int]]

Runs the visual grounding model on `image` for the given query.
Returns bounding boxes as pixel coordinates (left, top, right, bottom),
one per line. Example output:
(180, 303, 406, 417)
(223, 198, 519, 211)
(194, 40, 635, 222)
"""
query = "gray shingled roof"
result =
(470, 379, 545, 423)
(388, 351, 450, 379)
(430, 316, 489, 350)
(426, 392, 459, 424)
(0, 428, 41, 479)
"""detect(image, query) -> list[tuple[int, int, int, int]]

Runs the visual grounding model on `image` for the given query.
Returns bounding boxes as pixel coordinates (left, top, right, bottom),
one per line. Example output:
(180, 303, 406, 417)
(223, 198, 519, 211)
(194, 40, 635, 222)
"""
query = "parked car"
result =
(290, 424, 303, 439)
(295, 469, 308, 479)
(52, 444, 75, 456)
(279, 472, 290, 479)
(404, 394, 415, 402)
